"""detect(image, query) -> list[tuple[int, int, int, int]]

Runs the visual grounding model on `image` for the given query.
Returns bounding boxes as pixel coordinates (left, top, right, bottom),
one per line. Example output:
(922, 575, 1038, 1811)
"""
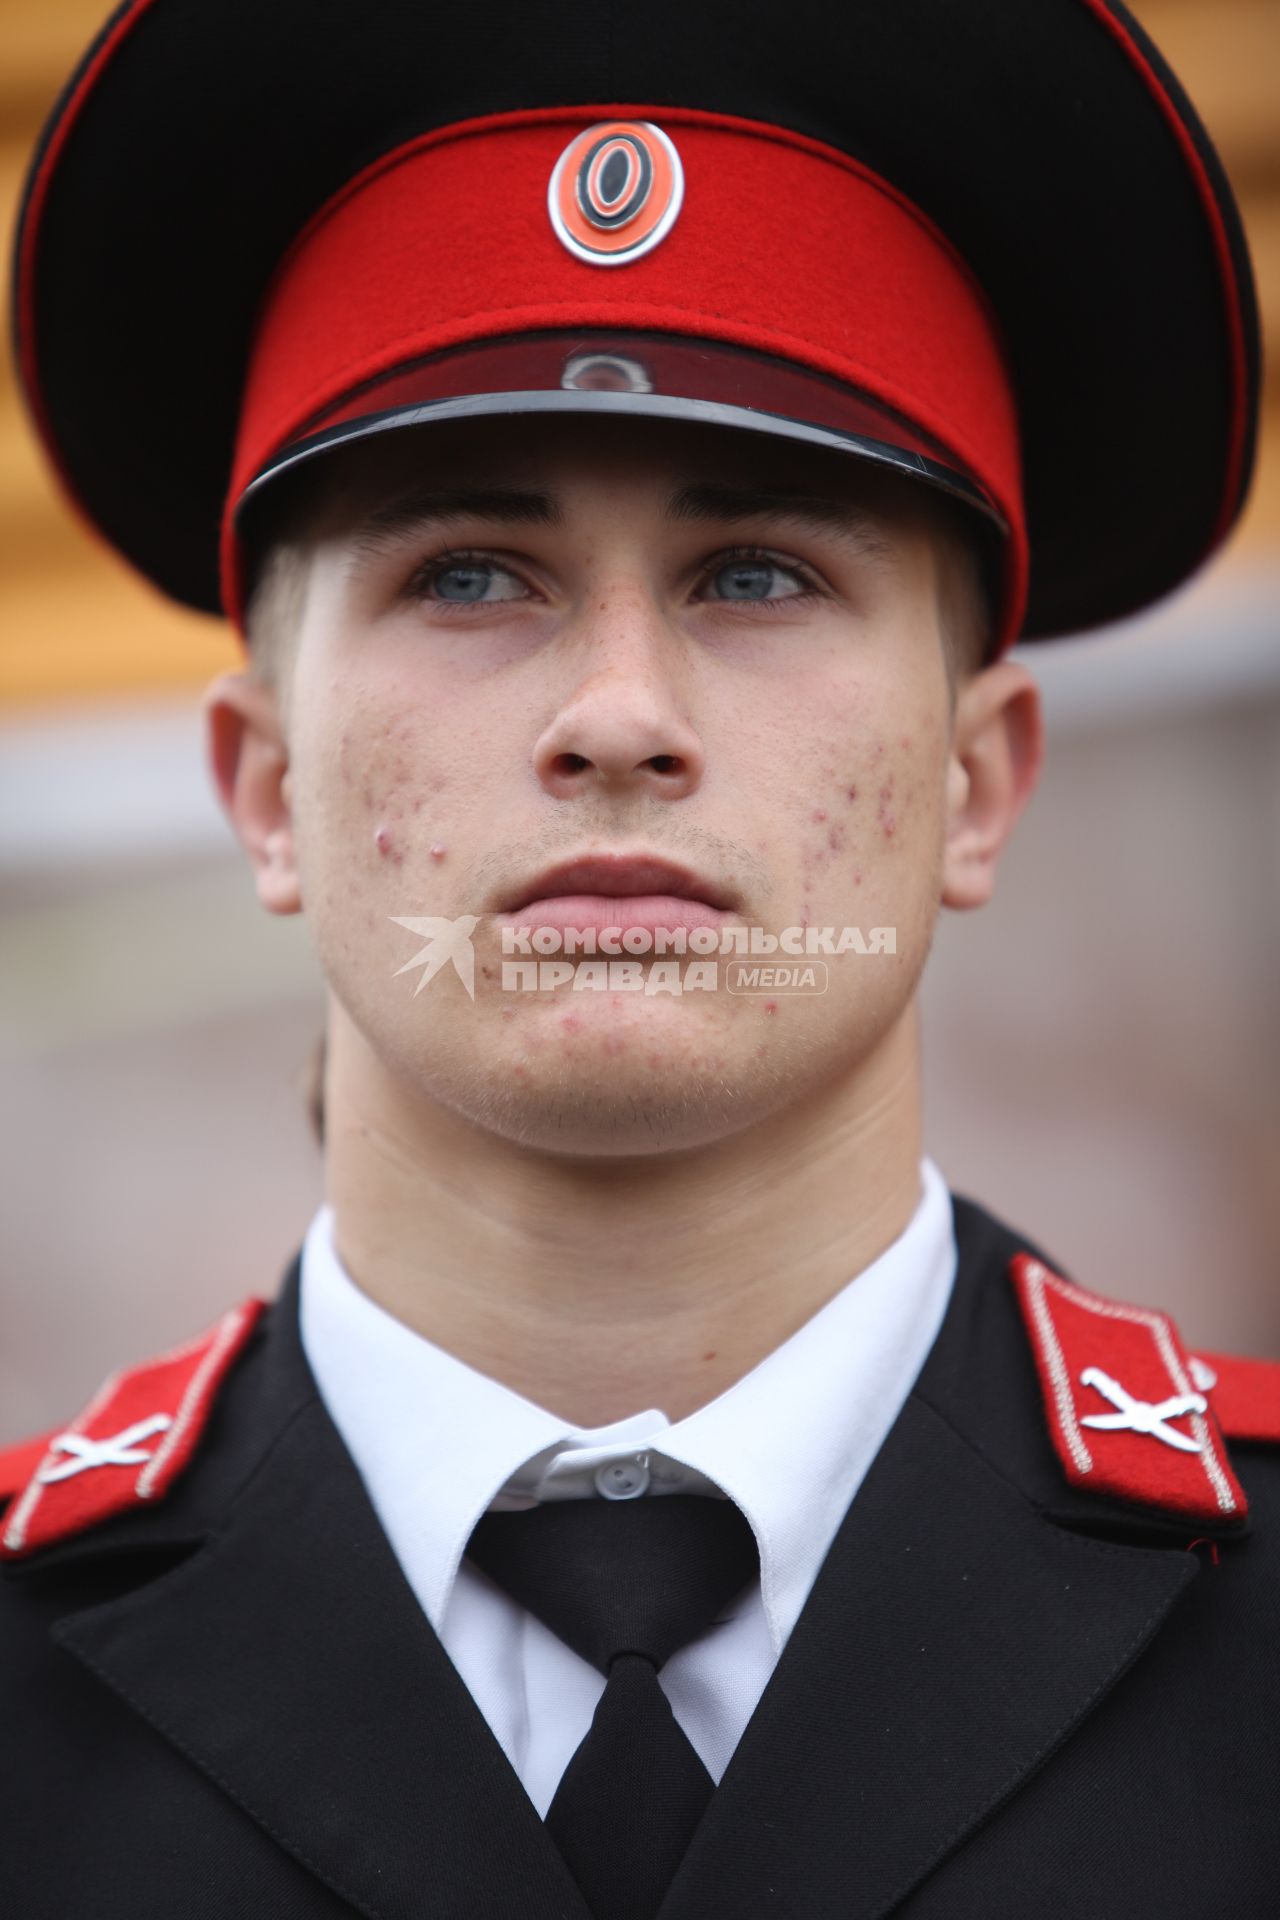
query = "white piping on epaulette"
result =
(1037, 1267, 1238, 1515)
(135, 1304, 252, 1499)
(1022, 1262, 1093, 1475)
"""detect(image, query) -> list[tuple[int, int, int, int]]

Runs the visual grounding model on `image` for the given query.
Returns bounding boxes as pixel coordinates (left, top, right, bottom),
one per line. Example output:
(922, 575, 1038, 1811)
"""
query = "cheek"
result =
(291, 690, 470, 918)
(784, 706, 948, 923)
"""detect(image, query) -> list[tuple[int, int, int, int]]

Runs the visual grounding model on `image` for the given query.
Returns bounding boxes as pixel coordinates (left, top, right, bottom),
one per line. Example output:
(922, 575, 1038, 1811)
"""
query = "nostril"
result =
(552, 753, 590, 774)
(649, 755, 680, 773)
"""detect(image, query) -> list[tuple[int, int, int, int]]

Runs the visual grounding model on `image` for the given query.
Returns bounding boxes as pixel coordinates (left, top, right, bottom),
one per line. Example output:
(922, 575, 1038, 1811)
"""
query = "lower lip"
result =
(497, 893, 733, 937)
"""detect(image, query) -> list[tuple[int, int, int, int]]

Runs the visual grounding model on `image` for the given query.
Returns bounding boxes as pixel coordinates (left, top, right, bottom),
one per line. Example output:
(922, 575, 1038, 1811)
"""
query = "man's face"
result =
(272, 413, 968, 1155)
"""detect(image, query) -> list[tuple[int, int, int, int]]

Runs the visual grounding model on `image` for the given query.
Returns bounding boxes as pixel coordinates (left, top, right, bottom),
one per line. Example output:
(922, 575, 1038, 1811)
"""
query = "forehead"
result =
(274, 412, 949, 549)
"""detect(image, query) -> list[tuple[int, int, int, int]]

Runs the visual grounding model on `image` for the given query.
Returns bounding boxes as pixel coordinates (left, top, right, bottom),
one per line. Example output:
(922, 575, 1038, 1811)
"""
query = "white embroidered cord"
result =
(34, 1414, 173, 1484)
(1078, 1367, 1207, 1453)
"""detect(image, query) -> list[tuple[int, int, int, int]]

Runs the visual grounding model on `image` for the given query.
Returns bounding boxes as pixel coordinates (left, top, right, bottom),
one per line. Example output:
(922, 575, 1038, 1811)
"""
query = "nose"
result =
(531, 585, 706, 801)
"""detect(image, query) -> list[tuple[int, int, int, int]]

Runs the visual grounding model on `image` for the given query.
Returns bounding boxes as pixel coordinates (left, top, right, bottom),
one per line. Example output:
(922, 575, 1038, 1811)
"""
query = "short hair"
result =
(918, 487, 1002, 698)
(240, 462, 324, 710)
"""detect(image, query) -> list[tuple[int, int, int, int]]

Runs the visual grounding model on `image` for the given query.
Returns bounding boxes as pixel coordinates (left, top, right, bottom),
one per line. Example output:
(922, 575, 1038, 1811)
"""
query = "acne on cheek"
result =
(369, 820, 450, 878)
(333, 709, 457, 876)
(868, 761, 933, 850)
(871, 733, 924, 842)
(373, 824, 404, 867)
(793, 727, 934, 903)
(877, 775, 896, 840)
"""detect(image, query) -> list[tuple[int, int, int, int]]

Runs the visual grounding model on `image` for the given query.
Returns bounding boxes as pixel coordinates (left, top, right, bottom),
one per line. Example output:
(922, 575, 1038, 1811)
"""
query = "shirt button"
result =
(594, 1457, 651, 1500)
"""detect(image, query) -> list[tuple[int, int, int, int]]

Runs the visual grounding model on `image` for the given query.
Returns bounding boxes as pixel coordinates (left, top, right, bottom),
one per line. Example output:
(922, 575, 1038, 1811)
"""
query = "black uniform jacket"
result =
(2, 1194, 1277, 1918)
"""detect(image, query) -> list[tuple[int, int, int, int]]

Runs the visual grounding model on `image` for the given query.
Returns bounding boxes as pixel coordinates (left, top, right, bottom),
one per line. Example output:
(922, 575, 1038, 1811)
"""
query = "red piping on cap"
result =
(1078, 0, 1250, 549)
(15, 0, 164, 563)
(223, 106, 1028, 649)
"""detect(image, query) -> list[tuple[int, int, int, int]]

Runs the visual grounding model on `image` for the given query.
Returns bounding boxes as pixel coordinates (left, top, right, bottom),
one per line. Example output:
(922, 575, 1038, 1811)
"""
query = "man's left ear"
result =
(941, 660, 1044, 911)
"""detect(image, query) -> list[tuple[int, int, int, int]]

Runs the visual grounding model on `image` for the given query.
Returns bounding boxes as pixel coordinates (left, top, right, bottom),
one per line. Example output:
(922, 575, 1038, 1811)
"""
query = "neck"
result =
(321, 1000, 925, 1426)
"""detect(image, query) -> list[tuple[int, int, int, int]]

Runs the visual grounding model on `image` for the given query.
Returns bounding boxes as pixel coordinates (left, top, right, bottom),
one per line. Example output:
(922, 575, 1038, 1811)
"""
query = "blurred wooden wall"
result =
(2, 0, 1278, 706)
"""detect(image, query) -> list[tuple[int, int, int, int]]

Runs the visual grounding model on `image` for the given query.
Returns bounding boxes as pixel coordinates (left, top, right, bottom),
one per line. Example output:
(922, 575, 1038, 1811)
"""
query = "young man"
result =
(2, 4, 1276, 1916)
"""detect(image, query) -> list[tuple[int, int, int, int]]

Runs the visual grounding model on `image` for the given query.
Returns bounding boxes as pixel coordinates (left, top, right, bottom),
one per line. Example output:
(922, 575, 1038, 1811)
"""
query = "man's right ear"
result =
(201, 669, 302, 915)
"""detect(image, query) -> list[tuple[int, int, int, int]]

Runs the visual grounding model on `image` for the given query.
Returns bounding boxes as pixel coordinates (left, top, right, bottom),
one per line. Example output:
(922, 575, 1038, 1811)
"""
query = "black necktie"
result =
(466, 1490, 758, 1920)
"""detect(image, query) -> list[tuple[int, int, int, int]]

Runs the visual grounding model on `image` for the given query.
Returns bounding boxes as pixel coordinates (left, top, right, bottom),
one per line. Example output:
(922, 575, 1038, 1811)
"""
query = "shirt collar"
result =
(299, 1157, 956, 1654)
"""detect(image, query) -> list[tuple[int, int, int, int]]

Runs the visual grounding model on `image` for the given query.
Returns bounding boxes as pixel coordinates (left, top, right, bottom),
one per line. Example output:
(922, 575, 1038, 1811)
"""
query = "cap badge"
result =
(561, 349, 654, 394)
(549, 121, 684, 266)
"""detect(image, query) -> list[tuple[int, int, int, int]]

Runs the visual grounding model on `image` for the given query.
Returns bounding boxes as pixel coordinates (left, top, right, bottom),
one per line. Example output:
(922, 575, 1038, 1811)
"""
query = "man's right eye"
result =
(408, 555, 528, 603)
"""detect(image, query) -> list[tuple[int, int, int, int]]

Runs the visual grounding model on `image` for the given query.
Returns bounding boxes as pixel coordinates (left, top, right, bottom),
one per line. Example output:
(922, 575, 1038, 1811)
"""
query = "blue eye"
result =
(429, 561, 523, 602)
(707, 558, 808, 601)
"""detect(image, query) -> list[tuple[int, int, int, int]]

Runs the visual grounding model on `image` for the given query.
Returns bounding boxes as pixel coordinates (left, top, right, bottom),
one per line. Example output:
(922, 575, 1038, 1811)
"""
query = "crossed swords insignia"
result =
(27, 1367, 1210, 1488)
(1078, 1366, 1207, 1453)
(36, 1413, 172, 1484)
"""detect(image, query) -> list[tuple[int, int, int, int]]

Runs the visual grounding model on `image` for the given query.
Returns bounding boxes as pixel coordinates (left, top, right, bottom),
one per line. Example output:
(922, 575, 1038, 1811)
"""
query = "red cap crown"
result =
(225, 108, 1027, 650)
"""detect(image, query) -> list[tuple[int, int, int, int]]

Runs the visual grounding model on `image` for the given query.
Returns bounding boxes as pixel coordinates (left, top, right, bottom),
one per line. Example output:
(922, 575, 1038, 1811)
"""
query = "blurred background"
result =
(2, 0, 1278, 1439)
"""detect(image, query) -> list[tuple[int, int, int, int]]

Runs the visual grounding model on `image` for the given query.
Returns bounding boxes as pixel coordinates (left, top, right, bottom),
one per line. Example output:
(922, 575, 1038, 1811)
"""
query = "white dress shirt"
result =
(299, 1156, 956, 1817)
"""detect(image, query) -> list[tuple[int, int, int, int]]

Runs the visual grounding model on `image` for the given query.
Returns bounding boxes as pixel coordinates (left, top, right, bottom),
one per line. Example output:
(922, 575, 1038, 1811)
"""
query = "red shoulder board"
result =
(1186, 1350, 1280, 1445)
(0, 1431, 59, 1502)
(1010, 1254, 1248, 1524)
(0, 1299, 266, 1560)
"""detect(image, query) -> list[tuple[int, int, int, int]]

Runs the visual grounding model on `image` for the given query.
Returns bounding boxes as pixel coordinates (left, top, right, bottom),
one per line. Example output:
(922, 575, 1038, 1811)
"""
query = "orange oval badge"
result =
(548, 121, 684, 266)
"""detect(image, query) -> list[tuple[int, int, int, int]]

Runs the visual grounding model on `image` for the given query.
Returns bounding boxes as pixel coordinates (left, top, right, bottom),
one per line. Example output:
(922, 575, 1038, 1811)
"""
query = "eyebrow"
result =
(665, 483, 895, 561)
(346, 486, 562, 562)
(343, 477, 895, 566)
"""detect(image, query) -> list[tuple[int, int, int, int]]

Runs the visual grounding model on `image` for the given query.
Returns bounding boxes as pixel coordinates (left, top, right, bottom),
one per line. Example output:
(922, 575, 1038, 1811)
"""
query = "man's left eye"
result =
(704, 557, 810, 602)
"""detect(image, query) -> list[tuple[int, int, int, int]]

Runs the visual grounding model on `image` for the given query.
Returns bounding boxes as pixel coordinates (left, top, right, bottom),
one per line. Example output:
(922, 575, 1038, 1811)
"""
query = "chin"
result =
(428, 1045, 785, 1160)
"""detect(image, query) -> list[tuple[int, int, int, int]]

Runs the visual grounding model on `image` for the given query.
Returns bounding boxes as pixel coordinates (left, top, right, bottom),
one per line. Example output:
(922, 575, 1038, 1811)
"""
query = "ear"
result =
(201, 668, 302, 914)
(941, 659, 1044, 911)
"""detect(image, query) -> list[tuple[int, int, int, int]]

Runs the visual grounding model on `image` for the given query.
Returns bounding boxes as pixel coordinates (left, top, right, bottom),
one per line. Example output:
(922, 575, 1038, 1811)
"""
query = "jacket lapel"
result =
(51, 1269, 592, 1920)
(658, 1196, 1203, 1920)
(44, 1199, 1217, 1920)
